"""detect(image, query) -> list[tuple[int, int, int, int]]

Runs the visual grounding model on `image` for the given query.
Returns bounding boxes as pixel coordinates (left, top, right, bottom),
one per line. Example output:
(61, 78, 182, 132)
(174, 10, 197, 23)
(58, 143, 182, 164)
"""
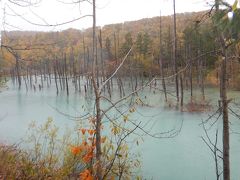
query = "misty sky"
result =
(0, 0, 238, 31)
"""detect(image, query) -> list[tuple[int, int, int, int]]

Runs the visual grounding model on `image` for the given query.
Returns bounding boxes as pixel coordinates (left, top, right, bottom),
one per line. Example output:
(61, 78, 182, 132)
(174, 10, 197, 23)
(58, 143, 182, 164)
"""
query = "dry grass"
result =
(184, 99, 212, 113)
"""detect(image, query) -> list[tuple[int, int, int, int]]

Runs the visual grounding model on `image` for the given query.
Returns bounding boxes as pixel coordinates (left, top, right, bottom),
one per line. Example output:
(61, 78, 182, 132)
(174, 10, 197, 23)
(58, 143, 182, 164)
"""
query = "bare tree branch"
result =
(6, 4, 92, 27)
(99, 46, 133, 92)
(7, 0, 41, 7)
(102, 122, 140, 179)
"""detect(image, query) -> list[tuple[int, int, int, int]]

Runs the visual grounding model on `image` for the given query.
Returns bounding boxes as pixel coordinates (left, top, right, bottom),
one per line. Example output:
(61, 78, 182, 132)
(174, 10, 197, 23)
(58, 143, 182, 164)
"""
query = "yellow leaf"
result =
(123, 115, 128, 122)
(129, 107, 135, 113)
(111, 126, 120, 135)
(232, 0, 238, 12)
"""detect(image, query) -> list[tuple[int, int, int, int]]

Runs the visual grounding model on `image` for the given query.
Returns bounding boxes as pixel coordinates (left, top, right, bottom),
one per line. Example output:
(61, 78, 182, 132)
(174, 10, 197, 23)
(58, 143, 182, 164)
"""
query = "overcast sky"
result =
(0, 0, 238, 31)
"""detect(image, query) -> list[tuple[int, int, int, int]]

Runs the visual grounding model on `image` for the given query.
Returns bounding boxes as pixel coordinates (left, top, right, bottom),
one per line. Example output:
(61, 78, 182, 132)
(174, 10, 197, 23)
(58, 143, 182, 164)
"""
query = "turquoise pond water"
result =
(0, 79, 240, 180)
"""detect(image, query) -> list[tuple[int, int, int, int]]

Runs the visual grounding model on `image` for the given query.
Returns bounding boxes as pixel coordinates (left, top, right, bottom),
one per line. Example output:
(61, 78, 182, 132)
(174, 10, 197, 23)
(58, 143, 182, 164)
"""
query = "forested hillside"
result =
(1, 9, 239, 92)
(0, 11, 213, 75)
(0, 8, 240, 110)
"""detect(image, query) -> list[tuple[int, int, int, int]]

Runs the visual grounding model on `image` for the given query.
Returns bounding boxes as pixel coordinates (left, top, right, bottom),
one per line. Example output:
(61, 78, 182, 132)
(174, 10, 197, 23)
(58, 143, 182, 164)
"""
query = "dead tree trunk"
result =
(221, 48, 230, 180)
(54, 61, 59, 95)
(180, 74, 184, 107)
(39, 62, 44, 89)
(214, 0, 230, 178)
(159, 12, 167, 102)
(114, 32, 117, 61)
(189, 47, 193, 101)
(98, 29, 105, 84)
(15, 55, 21, 89)
(173, 0, 179, 102)
(92, 0, 102, 179)
(199, 55, 205, 100)
(64, 54, 69, 96)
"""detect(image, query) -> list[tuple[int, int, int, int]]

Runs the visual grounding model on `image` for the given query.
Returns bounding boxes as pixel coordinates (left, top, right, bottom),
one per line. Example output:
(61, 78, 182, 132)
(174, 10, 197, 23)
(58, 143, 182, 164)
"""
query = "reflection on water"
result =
(0, 80, 240, 180)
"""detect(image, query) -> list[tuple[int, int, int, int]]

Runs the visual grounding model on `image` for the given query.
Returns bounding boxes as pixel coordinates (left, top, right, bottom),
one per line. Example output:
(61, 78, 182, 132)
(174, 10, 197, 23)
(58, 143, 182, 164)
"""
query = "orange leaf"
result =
(82, 152, 93, 163)
(88, 129, 96, 136)
(70, 146, 82, 155)
(81, 128, 87, 135)
(79, 169, 94, 180)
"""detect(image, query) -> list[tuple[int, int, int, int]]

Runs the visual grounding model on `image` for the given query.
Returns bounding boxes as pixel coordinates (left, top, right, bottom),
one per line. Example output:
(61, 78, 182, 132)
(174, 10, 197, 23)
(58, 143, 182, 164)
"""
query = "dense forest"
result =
(0, 0, 240, 179)
(1, 10, 240, 94)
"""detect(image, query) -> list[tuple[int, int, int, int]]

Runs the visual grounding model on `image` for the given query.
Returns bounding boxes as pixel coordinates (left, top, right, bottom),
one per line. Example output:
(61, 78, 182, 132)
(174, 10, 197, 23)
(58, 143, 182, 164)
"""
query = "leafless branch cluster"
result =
(7, 0, 41, 7)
